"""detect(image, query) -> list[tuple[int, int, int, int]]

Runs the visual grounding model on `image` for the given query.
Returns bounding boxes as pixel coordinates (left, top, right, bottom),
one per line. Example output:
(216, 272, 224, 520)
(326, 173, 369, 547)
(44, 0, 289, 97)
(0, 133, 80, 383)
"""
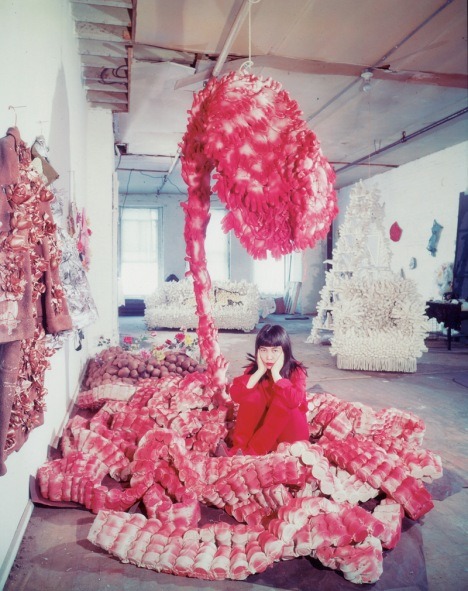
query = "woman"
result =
(228, 324, 309, 455)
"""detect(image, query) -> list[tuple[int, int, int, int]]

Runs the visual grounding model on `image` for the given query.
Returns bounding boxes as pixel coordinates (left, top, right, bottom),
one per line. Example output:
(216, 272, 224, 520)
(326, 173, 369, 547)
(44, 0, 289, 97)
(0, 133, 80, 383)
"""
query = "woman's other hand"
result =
(270, 350, 284, 382)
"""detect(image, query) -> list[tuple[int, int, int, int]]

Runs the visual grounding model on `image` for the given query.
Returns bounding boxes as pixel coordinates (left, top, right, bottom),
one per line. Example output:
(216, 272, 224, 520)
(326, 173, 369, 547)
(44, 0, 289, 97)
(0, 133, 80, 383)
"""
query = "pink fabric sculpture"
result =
(35, 71, 441, 584)
(180, 70, 337, 391)
(389, 221, 402, 242)
(37, 381, 442, 585)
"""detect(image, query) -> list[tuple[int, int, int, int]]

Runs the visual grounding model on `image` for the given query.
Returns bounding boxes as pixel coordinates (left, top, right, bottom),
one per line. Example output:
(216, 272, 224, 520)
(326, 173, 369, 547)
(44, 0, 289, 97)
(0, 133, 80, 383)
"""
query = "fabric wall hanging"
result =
(389, 221, 402, 242)
(0, 126, 72, 475)
(427, 219, 443, 256)
(51, 195, 98, 334)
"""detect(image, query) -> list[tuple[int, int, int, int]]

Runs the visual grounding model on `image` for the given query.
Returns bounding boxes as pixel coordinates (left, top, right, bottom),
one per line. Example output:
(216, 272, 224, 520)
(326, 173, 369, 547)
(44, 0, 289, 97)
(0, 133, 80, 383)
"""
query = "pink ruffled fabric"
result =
(181, 70, 338, 260)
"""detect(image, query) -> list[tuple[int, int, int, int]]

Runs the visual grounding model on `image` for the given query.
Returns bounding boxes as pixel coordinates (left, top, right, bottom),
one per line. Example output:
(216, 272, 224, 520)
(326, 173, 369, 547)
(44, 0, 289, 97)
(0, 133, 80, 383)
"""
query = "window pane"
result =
(254, 255, 285, 295)
(205, 209, 229, 281)
(120, 208, 159, 297)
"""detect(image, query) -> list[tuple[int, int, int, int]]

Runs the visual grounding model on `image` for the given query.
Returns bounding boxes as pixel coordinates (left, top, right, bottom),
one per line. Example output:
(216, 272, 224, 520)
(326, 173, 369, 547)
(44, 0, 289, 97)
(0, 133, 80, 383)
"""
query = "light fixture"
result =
(360, 70, 373, 93)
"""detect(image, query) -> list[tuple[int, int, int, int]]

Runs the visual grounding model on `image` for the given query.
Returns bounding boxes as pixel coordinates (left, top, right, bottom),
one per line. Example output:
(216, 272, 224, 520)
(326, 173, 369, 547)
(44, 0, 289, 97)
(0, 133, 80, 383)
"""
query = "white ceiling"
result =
(71, 0, 468, 198)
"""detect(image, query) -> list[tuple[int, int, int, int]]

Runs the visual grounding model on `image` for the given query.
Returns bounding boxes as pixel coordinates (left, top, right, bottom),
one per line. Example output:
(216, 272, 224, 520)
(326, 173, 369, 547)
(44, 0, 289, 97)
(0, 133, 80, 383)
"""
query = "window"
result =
(254, 254, 286, 295)
(120, 208, 160, 298)
(205, 208, 230, 281)
(253, 252, 302, 295)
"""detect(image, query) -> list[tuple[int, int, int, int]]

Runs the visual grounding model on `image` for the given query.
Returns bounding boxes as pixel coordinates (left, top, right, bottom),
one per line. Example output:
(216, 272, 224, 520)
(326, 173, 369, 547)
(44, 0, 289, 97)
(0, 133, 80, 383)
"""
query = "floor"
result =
(4, 315, 468, 591)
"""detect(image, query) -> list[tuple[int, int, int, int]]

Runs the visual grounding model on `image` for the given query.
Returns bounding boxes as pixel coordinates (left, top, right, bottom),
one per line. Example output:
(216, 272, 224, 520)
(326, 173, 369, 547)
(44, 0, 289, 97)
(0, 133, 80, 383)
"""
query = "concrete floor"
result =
(4, 315, 468, 591)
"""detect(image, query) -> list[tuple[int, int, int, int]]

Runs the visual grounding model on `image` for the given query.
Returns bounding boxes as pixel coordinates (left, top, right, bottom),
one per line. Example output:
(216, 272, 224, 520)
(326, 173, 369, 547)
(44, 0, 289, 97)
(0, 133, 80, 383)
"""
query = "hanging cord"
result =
(240, 0, 261, 72)
(8, 105, 26, 127)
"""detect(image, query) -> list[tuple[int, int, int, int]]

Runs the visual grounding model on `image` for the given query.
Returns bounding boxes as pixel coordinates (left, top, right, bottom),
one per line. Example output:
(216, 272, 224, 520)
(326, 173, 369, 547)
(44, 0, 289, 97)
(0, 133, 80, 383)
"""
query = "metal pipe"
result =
(212, 0, 251, 77)
(307, 0, 455, 122)
(335, 107, 468, 174)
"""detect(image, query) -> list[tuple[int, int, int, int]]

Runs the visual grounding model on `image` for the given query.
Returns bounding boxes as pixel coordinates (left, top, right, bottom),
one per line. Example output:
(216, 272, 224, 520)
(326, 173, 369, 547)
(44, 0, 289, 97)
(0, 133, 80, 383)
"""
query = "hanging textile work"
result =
(427, 219, 443, 257)
(308, 181, 428, 372)
(179, 69, 338, 389)
(76, 207, 92, 271)
(50, 195, 98, 342)
(0, 126, 91, 475)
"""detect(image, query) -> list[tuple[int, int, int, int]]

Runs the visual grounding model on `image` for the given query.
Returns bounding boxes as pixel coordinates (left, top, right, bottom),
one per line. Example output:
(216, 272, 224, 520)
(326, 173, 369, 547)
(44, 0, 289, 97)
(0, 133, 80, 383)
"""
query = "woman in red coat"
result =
(228, 324, 309, 455)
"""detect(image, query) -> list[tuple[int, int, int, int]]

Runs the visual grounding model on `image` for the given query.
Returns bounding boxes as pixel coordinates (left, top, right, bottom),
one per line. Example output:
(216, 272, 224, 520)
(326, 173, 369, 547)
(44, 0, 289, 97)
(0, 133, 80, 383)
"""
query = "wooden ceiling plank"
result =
(83, 70, 127, 84)
(175, 54, 468, 90)
(372, 68, 468, 90)
(85, 80, 128, 92)
(81, 55, 127, 67)
(78, 39, 128, 58)
(87, 90, 128, 102)
(89, 102, 128, 112)
(72, 0, 132, 9)
(133, 44, 194, 65)
(71, 3, 131, 27)
(75, 21, 131, 43)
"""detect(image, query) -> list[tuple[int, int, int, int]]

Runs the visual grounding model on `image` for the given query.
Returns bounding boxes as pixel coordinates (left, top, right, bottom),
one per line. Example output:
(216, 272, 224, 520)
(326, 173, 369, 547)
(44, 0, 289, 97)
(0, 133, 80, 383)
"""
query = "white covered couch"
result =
(144, 278, 260, 332)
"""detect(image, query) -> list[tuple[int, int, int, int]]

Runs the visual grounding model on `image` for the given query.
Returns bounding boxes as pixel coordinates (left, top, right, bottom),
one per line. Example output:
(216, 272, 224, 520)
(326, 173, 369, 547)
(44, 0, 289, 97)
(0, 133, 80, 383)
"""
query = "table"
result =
(425, 300, 468, 350)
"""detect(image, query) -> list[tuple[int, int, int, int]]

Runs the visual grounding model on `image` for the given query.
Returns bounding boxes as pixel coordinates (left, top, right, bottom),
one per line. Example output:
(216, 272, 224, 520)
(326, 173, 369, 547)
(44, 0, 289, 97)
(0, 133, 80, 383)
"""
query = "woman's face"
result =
(258, 345, 282, 368)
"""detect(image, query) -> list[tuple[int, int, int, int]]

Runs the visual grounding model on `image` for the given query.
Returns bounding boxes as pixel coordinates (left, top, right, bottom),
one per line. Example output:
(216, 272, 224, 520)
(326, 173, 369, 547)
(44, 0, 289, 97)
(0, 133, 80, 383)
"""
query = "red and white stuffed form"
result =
(37, 382, 442, 584)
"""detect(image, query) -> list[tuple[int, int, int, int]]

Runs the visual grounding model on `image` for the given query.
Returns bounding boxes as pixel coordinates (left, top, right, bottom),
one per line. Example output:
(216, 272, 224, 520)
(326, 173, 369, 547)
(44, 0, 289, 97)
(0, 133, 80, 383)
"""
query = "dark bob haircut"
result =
(247, 324, 307, 380)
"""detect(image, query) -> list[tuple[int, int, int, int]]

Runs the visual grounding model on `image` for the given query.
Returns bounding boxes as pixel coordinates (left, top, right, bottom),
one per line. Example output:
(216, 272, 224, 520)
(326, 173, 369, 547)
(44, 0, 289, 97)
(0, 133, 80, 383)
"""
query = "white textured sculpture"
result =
(308, 181, 428, 372)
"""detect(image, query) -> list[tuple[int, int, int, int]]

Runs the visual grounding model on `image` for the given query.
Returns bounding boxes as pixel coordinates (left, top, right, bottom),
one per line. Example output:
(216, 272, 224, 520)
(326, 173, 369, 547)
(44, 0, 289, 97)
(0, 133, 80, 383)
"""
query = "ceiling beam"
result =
(85, 81, 128, 92)
(175, 54, 467, 91)
(71, 3, 131, 27)
(132, 44, 194, 65)
(78, 39, 128, 58)
(75, 21, 131, 43)
(72, 0, 132, 7)
(87, 90, 128, 103)
(89, 102, 128, 112)
(212, 0, 251, 78)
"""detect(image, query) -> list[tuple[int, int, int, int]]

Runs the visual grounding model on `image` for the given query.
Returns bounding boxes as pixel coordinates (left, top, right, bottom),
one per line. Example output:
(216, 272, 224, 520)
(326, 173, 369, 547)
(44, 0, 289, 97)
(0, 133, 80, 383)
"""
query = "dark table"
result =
(425, 300, 468, 350)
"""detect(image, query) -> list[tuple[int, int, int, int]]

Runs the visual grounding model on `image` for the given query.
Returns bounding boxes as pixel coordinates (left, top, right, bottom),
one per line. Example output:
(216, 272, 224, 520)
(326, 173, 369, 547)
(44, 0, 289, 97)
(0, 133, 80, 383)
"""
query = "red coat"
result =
(0, 127, 72, 343)
(229, 365, 309, 455)
(230, 365, 308, 411)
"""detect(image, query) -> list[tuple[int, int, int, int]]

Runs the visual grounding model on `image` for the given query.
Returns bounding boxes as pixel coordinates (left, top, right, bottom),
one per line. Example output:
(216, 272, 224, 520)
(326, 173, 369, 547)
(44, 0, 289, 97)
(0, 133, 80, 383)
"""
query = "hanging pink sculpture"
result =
(180, 70, 337, 390)
(35, 70, 441, 585)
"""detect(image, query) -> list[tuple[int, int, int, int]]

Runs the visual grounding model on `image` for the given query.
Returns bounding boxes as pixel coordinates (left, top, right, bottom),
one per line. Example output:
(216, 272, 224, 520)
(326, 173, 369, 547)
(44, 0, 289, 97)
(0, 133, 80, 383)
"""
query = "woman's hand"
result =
(256, 351, 267, 376)
(270, 350, 284, 382)
(247, 352, 267, 388)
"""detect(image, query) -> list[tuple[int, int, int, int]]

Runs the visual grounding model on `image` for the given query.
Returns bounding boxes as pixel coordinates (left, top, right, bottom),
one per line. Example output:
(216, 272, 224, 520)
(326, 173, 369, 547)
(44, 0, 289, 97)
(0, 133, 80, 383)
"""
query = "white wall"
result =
(84, 110, 119, 350)
(0, 1, 115, 584)
(336, 142, 468, 301)
(301, 240, 328, 314)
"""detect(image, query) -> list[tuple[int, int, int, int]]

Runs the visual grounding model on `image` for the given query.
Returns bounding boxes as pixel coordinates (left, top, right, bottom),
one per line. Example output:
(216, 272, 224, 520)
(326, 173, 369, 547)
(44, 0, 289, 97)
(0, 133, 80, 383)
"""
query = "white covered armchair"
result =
(144, 278, 260, 332)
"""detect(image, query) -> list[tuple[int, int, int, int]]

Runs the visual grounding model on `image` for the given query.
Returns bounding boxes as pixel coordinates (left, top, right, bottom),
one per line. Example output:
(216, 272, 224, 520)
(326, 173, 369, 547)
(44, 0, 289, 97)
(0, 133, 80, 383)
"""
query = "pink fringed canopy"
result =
(181, 70, 338, 260)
